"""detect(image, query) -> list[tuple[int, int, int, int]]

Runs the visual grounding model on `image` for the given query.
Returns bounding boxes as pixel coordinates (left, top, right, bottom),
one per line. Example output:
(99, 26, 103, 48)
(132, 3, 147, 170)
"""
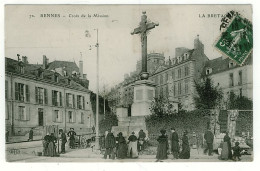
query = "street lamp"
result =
(94, 28, 100, 150)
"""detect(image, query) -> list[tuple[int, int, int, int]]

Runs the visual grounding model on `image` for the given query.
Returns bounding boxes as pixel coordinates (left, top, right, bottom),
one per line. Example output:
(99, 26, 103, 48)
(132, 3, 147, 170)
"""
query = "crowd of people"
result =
(102, 129, 147, 160)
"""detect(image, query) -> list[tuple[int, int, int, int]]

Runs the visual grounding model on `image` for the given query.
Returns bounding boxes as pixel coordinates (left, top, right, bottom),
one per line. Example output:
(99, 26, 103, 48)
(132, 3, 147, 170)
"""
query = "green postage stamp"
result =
(214, 11, 253, 65)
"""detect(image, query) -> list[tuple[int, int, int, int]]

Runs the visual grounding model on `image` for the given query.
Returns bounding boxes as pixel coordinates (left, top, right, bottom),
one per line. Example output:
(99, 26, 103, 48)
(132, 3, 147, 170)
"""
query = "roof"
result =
(201, 53, 252, 77)
(48, 60, 79, 75)
(5, 57, 89, 92)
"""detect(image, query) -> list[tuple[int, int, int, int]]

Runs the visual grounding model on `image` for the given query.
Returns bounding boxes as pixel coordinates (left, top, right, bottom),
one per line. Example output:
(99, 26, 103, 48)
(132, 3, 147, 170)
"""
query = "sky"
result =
(5, 5, 252, 92)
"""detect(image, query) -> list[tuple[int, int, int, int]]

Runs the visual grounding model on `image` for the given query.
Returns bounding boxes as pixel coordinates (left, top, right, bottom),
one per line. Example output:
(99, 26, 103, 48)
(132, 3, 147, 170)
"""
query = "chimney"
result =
(43, 55, 47, 69)
(22, 56, 28, 64)
(79, 60, 83, 79)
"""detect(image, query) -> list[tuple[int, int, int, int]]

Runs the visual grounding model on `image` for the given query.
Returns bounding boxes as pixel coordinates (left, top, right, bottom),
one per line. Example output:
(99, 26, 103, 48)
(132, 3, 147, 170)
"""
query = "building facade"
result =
(5, 56, 94, 136)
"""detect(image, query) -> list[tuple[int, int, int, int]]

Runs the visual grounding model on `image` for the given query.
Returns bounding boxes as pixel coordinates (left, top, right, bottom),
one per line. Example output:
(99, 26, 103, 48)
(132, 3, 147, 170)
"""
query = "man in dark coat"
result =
(138, 129, 146, 152)
(28, 128, 34, 141)
(170, 128, 179, 159)
(67, 128, 76, 149)
(104, 130, 116, 159)
(60, 129, 67, 153)
(224, 132, 233, 159)
(179, 130, 190, 159)
(204, 128, 214, 156)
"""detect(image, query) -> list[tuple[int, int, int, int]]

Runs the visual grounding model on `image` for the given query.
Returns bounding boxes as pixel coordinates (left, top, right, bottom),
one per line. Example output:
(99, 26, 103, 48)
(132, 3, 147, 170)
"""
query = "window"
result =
(229, 62, 234, 68)
(52, 90, 63, 106)
(172, 70, 175, 80)
(68, 111, 75, 123)
(173, 83, 176, 97)
(35, 87, 48, 104)
(80, 112, 84, 124)
(240, 88, 243, 97)
(5, 80, 8, 99)
(160, 75, 163, 84)
(18, 63, 24, 74)
(185, 66, 190, 76)
(166, 85, 169, 97)
(53, 110, 62, 122)
(185, 80, 189, 94)
(184, 53, 189, 60)
(66, 93, 75, 108)
(54, 75, 59, 83)
(15, 83, 29, 102)
(18, 106, 29, 121)
(178, 82, 182, 95)
(77, 95, 85, 109)
(238, 70, 242, 85)
(165, 73, 168, 83)
(178, 68, 182, 79)
(229, 73, 234, 87)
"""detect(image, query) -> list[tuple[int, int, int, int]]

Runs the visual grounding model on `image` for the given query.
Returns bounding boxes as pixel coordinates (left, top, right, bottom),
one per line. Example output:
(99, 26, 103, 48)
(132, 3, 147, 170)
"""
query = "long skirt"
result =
(117, 143, 128, 159)
(220, 142, 229, 160)
(156, 143, 168, 160)
(43, 141, 49, 156)
(128, 141, 138, 158)
(47, 142, 55, 157)
(179, 145, 190, 159)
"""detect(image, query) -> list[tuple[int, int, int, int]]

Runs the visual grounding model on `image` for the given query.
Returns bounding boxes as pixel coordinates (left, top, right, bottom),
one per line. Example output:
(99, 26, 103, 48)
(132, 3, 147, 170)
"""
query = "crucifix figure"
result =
(131, 11, 159, 80)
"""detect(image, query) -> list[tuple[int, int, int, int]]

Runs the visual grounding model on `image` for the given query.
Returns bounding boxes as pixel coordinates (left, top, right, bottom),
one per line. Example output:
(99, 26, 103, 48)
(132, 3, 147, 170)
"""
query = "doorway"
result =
(38, 108, 44, 126)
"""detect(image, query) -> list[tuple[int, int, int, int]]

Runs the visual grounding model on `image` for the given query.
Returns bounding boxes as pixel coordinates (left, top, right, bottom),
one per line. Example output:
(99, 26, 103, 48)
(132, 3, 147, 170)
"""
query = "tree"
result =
(99, 113, 118, 135)
(194, 77, 223, 109)
(149, 96, 177, 117)
(227, 91, 253, 110)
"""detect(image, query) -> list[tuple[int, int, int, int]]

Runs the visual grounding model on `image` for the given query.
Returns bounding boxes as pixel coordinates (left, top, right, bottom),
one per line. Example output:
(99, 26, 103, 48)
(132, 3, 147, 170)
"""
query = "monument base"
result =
(131, 79, 156, 116)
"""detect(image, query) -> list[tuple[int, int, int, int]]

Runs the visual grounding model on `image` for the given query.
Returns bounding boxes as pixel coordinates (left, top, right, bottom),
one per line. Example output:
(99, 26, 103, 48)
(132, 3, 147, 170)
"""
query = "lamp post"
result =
(94, 28, 100, 150)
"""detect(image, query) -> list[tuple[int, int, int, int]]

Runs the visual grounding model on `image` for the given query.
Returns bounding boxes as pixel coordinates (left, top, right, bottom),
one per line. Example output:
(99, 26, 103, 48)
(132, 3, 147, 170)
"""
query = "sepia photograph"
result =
(4, 4, 253, 163)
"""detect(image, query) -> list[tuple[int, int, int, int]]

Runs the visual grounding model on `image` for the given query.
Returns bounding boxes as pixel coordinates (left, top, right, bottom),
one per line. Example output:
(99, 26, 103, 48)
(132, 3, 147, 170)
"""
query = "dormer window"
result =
(229, 61, 235, 68)
(206, 68, 212, 75)
(177, 56, 181, 63)
(172, 59, 176, 65)
(54, 75, 59, 83)
(68, 79, 71, 85)
(184, 53, 189, 60)
(18, 62, 24, 74)
(37, 68, 44, 78)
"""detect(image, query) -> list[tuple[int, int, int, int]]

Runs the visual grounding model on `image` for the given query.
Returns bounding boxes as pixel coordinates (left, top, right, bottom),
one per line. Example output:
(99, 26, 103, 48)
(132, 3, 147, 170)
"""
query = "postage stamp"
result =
(214, 11, 253, 65)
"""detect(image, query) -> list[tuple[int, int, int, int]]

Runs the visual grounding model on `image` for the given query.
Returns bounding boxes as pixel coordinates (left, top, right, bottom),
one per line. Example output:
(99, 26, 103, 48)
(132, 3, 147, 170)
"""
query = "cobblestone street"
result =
(6, 140, 253, 162)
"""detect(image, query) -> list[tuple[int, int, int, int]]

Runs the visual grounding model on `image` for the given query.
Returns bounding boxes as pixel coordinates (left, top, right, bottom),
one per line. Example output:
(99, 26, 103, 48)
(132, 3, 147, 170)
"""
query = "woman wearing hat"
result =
(156, 129, 169, 161)
(179, 130, 190, 159)
(128, 131, 138, 158)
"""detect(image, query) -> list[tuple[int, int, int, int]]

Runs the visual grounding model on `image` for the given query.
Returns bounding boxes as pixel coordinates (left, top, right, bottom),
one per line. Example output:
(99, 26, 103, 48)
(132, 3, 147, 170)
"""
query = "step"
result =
(118, 121, 145, 127)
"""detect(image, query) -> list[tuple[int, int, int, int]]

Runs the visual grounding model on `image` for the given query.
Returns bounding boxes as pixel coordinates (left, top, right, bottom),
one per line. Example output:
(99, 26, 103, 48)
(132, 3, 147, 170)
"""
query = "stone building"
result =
(201, 54, 253, 106)
(5, 55, 94, 136)
(149, 35, 209, 110)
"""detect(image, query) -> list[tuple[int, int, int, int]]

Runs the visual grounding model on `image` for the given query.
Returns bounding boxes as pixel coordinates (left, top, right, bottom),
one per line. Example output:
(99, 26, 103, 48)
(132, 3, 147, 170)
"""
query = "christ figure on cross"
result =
(131, 11, 159, 80)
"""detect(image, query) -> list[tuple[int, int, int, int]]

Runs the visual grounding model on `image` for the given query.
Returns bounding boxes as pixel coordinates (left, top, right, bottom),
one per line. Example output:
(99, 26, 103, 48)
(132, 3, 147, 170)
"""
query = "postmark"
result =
(214, 11, 253, 65)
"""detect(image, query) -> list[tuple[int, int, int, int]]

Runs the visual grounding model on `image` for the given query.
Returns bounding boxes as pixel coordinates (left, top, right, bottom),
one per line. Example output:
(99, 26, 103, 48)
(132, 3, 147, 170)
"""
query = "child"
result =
(233, 142, 241, 161)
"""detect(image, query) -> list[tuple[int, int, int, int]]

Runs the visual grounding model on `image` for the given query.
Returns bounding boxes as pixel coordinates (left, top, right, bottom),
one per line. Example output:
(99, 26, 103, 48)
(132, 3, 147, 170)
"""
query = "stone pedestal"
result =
(131, 80, 156, 116)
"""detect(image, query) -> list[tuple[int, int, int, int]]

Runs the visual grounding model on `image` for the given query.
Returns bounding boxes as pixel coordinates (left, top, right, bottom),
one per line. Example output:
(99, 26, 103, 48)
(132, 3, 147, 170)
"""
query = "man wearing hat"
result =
(179, 130, 190, 159)
(104, 129, 116, 159)
(204, 127, 214, 156)
(128, 131, 138, 158)
(67, 128, 76, 149)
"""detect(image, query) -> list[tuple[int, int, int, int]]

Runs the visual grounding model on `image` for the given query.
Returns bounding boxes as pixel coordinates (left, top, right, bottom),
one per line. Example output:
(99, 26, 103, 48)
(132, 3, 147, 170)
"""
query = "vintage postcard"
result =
(4, 4, 253, 163)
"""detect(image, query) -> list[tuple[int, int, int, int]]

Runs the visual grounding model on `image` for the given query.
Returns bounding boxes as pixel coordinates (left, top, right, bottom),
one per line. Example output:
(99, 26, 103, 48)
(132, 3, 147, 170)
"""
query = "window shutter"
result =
(35, 87, 38, 103)
(26, 85, 30, 102)
(44, 89, 48, 105)
(66, 93, 69, 107)
(59, 92, 63, 106)
(77, 95, 79, 109)
(52, 110, 56, 122)
(26, 107, 30, 121)
(74, 111, 76, 123)
(15, 83, 19, 100)
(61, 111, 63, 123)
(83, 96, 85, 109)
(73, 95, 75, 108)
(67, 111, 69, 123)
(52, 90, 54, 105)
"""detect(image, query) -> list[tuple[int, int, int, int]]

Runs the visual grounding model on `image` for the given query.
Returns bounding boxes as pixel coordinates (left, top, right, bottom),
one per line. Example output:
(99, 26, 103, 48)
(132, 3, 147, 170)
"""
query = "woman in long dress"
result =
(128, 132, 138, 158)
(179, 130, 190, 159)
(220, 132, 232, 160)
(156, 129, 168, 161)
(117, 132, 128, 159)
(47, 133, 57, 157)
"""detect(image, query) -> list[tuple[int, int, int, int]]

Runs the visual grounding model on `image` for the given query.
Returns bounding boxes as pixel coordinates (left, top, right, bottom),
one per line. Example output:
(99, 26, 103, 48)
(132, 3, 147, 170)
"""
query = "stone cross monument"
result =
(130, 11, 158, 116)
(131, 11, 159, 80)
